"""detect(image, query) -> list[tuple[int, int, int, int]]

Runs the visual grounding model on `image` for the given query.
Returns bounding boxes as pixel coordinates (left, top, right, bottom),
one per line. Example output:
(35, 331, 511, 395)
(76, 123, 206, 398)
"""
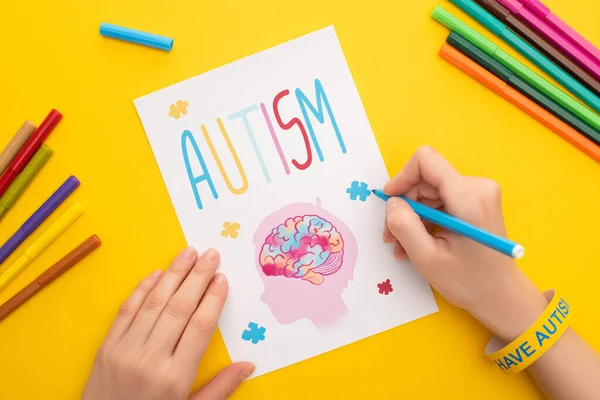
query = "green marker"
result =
(431, 6, 600, 132)
(0, 145, 53, 220)
(447, 32, 600, 145)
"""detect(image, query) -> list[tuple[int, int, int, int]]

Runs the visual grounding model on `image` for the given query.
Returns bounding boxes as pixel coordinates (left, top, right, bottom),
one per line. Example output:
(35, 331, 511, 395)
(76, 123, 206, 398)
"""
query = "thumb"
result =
(386, 197, 437, 263)
(189, 362, 255, 400)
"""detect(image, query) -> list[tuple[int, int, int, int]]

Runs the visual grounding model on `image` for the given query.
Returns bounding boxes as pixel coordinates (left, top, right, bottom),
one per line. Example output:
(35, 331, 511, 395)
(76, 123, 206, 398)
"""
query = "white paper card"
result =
(134, 26, 438, 377)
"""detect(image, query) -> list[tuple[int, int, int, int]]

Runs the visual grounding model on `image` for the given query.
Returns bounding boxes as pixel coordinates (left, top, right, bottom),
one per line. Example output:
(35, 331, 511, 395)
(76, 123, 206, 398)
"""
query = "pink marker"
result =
(520, 0, 600, 66)
(498, 0, 600, 81)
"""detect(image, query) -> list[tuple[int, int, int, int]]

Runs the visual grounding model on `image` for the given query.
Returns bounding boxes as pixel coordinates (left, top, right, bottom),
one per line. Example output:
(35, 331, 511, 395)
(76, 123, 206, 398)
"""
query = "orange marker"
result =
(440, 43, 600, 163)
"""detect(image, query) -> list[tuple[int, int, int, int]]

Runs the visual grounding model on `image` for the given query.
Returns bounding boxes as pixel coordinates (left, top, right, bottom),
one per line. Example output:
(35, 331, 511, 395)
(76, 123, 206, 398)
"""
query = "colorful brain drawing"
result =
(258, 215, 345, 285)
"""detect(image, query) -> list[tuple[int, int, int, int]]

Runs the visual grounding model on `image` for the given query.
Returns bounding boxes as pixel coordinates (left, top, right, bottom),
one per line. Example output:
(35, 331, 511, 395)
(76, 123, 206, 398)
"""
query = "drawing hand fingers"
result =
(414, 198, 444, 210)
(175, 273, 229, 370)
(402, 181, 440, 203)
(188, 362, 255, 400)
(124, 247, 198, 345)
(148, 249, 221, 354)
(394, 220, 437, 260)
(403, 182, 444, 210)
(104, 270, 163, 347)
(386, 197, 439, 265)
(383, 212, 395, 243)
(464, 176, 507, 235)
(394, 241, 407, 260)
(386, 202, 408, 259)
(384, 186, 440, 249)
(423, 220, 435, 235)
(384, 146, 467, 208)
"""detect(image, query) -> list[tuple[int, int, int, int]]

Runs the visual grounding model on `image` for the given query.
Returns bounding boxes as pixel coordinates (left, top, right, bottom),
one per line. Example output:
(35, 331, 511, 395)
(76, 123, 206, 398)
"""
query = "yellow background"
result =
(1, 0, 599, 398)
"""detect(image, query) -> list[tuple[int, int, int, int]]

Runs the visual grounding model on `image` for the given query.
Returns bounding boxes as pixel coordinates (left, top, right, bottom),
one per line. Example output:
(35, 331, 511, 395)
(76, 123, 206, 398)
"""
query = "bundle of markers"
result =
(432, 0, 600, 162)
(0, 110, 101, 322)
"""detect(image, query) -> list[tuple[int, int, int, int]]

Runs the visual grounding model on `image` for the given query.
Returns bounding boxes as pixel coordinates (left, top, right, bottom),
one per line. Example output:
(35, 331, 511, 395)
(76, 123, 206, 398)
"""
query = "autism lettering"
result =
(181, 79, 347, 210)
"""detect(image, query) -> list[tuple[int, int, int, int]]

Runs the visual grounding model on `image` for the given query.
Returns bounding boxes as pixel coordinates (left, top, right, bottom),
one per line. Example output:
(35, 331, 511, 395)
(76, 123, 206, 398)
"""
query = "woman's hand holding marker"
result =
(382, 146, 547, 342)
(383, 146, 600, 399)
(82, 146, 600, 399)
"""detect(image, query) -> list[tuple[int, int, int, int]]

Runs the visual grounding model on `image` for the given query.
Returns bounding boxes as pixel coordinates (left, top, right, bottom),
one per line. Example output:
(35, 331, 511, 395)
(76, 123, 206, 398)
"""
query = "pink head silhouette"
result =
(253, 199, 357, 328)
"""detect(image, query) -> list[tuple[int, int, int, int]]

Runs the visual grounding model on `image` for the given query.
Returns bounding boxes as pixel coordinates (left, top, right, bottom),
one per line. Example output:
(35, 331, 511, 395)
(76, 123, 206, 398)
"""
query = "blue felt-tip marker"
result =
(99, 23, 173, 52)
(372, 189, 525, 259)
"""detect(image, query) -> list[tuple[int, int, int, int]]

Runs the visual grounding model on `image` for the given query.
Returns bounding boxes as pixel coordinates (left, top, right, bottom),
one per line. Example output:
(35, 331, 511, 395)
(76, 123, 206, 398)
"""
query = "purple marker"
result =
(0, 176, 80, 264)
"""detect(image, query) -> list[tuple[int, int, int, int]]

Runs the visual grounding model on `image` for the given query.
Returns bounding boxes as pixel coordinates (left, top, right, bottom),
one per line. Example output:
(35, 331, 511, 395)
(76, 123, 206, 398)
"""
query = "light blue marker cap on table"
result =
(99, 23, 173, 52)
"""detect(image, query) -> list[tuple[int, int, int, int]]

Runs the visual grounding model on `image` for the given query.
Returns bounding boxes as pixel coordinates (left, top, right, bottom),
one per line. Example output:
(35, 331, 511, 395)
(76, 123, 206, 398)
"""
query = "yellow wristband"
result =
(485, 290, 571, 373)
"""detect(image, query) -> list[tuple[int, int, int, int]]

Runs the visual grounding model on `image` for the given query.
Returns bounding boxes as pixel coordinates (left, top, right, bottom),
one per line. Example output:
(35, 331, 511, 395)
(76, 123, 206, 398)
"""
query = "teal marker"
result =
(431, 6, 600, 131)
(372, 189, 525, 259)
(447, 31, 600, 145)
(449, 0, 600, 114)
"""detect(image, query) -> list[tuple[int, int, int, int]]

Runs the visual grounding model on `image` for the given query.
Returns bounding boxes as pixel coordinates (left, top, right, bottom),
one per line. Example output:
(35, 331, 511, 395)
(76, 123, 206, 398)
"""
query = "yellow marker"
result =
(0, 203, 84, 291)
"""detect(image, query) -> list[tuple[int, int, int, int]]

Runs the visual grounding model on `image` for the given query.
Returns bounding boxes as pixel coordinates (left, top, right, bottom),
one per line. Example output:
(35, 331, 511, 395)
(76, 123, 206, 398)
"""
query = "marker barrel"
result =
(373, 190, 524, 259)
(100, 23, 173, 52)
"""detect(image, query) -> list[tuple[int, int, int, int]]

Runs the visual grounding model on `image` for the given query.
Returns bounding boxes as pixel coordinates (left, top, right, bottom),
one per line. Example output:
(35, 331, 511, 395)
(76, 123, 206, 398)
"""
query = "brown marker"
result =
(475, 0, 600, 97)
(0, 235, 101, 322)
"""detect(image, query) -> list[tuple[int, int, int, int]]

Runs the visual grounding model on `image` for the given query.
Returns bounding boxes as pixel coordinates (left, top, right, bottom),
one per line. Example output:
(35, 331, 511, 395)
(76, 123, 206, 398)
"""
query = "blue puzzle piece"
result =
(346, 181, 371, 202)
(242, 322, 266, 344)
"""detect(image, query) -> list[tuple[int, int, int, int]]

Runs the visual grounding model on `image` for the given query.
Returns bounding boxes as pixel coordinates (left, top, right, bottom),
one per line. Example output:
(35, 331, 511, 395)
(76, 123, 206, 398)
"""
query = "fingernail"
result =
(214, 273, 227, 284)
(150, 270, 163, 280)
(180, 246, 196, 260)
(204, 248, 218, 262)
(241, 364, 256, 380)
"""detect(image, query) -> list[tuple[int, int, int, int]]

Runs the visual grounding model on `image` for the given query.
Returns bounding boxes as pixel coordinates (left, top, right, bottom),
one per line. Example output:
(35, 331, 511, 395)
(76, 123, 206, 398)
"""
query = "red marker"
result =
(0, 109, 62, 197)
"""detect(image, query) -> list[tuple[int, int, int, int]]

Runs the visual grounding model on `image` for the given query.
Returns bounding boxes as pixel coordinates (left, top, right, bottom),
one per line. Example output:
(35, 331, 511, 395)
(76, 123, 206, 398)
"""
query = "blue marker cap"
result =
(99, 23, 173, 52)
